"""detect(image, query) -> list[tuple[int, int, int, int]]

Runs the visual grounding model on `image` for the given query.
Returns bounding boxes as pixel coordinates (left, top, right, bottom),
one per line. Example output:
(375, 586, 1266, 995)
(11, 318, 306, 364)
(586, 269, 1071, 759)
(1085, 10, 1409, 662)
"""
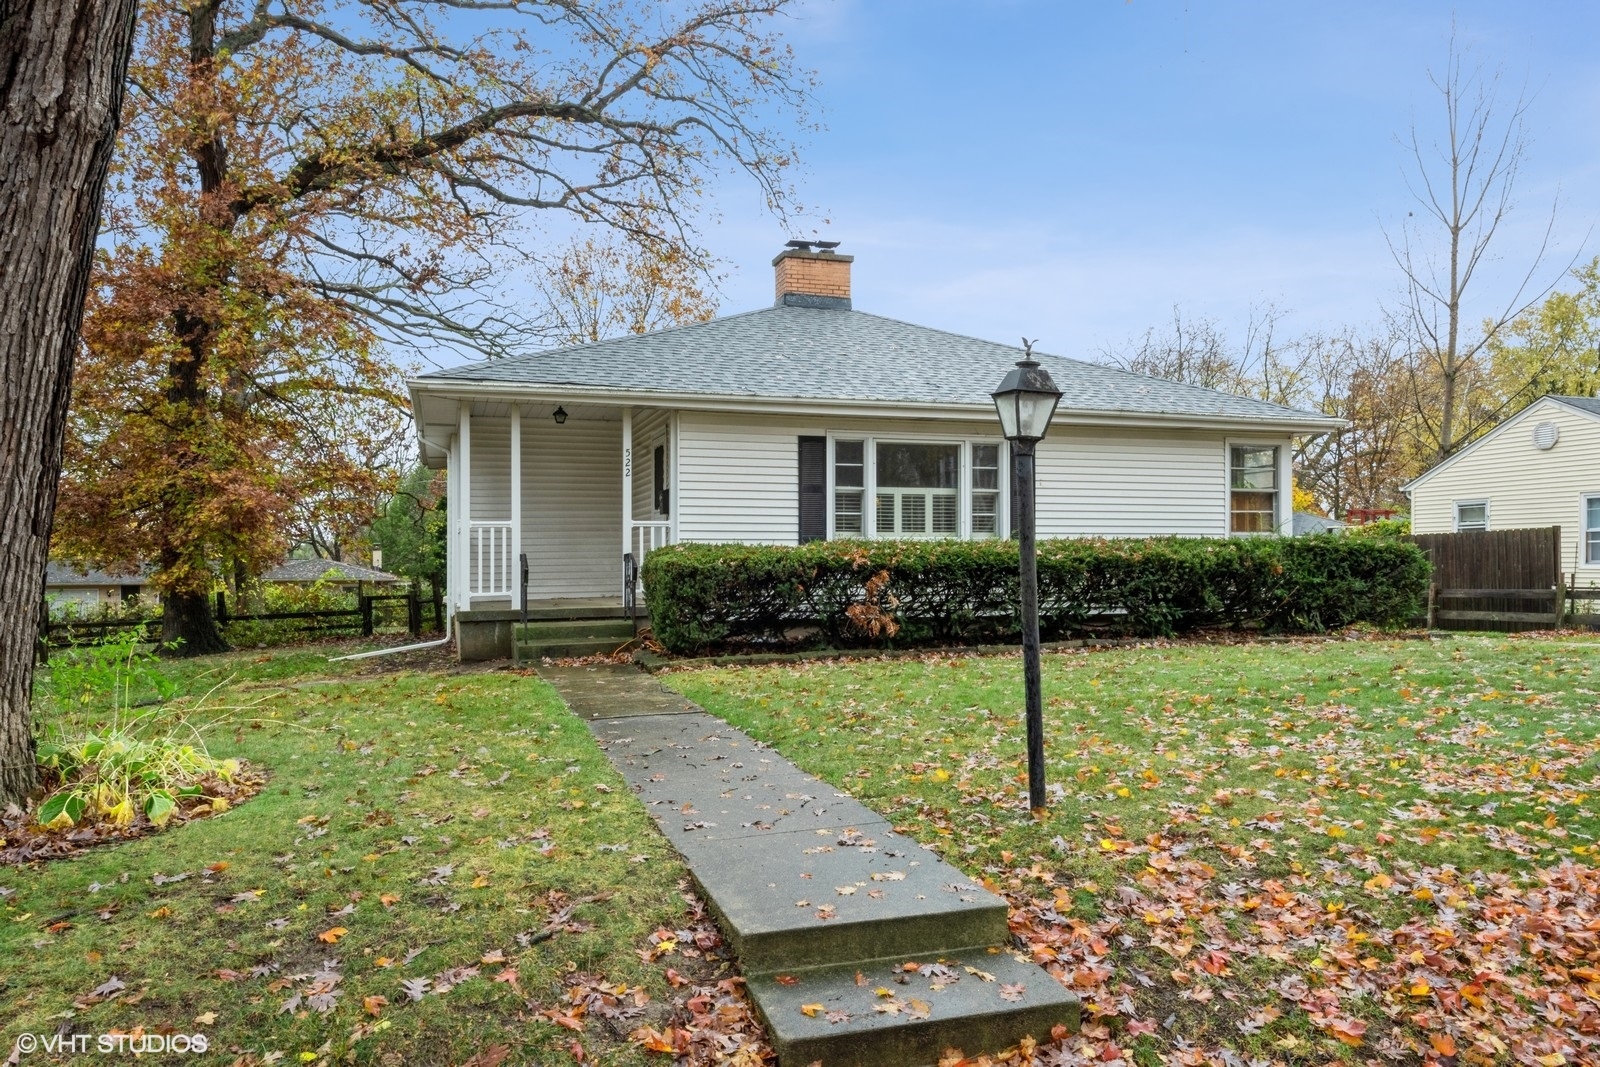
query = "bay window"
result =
(876, 442, 959, 536)
(827, 436, 1003, 540)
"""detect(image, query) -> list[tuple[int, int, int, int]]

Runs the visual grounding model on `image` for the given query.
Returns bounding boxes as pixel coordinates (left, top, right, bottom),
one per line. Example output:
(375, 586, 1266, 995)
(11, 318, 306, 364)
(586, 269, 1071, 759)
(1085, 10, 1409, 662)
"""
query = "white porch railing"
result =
(632, 522, 672, 564)
(629, 522, 673, 598)
(469, 522, 515, 598)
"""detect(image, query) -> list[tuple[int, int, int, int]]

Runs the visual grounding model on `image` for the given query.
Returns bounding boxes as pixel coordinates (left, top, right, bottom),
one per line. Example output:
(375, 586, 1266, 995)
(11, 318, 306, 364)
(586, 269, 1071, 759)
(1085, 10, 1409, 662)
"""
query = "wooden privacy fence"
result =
(1408, 526, 1597, 631)
(39, 588, 430, 661)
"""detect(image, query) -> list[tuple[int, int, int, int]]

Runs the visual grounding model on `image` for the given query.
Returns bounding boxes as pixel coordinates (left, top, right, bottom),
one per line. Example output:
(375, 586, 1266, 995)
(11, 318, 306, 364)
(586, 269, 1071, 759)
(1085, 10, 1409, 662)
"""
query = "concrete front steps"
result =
(750, 950, 1076, 1067)
(556, 681, 1080, 1067)
(513, 618, 637, 662)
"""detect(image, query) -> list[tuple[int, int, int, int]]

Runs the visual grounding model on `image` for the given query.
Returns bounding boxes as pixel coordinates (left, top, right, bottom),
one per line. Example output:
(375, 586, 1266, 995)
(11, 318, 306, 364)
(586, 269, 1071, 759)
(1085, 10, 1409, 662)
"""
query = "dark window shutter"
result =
(798, 436, 826, 543)
(653, 445, 667, 515)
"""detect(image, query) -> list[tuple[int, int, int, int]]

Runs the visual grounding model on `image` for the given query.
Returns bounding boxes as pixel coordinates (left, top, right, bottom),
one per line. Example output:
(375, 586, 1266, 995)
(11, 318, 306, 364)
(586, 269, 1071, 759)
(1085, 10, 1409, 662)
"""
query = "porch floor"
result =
(459, 597, 631, 623)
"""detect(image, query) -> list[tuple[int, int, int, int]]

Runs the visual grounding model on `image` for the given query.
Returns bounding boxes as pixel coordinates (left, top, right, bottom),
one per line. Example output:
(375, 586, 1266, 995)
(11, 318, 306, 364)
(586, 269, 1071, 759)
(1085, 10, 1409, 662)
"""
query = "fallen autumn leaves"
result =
(670, 633, 1600, 1065)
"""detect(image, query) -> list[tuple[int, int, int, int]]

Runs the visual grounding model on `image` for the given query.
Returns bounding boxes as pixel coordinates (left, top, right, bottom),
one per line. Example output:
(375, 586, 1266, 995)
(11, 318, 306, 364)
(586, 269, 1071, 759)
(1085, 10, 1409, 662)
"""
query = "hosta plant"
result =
(34, 722, 241, 830)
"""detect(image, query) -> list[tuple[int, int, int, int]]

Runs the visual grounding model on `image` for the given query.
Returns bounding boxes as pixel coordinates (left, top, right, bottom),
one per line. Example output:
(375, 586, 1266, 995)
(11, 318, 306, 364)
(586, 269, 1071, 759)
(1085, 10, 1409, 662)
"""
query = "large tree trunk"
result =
(162, 590, 230, 656)
(0, 0, 140, 808)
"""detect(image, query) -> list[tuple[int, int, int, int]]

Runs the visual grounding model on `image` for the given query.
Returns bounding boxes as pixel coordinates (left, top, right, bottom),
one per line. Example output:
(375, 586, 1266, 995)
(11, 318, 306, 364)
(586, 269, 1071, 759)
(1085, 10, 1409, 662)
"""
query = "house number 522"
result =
(623, 447, 631, 478)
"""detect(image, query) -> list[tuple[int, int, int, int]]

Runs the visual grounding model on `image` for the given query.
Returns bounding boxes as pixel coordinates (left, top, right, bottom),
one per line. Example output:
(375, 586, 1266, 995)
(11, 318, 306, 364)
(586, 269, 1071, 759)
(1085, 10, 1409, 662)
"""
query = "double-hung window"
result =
(828, 437, 1003, 539)
(833, 441, 866, 535)
(1229, 445, 1279, 534)
(1585, 495, 1600, 564)
(970, 444, 1001, 538)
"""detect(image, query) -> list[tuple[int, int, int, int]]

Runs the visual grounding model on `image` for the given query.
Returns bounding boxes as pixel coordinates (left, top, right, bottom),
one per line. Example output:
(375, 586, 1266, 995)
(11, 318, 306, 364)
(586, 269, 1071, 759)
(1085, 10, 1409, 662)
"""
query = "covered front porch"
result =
(429, 397, 677, 624)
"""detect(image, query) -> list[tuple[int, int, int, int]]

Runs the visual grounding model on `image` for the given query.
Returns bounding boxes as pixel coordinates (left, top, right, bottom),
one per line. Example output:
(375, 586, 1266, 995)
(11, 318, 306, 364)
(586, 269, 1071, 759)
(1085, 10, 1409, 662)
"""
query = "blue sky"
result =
(704, 1, 1600, 360)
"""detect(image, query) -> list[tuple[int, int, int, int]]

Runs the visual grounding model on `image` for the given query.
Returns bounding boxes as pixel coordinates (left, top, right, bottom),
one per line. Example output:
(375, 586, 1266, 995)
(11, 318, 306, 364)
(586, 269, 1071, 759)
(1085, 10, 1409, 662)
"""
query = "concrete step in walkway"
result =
(537, 664, 1079, 1067)
(514, 619, 637, 662)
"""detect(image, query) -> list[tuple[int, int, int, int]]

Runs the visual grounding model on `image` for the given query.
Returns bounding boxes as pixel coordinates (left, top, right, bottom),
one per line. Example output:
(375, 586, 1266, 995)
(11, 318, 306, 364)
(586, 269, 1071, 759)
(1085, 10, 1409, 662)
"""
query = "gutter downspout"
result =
(329, 633, 452, 662)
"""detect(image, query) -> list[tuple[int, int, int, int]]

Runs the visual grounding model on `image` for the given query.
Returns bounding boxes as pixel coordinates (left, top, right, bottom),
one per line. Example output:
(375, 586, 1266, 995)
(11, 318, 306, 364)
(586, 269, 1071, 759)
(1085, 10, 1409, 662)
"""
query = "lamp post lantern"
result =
(991, 340, 1062, 813)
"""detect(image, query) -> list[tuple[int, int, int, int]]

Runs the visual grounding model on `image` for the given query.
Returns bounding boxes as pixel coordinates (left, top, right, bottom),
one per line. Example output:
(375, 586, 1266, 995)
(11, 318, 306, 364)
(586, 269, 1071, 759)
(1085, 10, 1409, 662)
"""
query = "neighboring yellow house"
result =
(1404, 395, 1600, 583)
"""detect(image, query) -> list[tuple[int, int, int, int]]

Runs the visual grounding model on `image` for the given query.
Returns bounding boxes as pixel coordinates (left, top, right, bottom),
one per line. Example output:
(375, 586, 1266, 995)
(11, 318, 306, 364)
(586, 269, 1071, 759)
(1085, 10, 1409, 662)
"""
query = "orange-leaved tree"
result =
(55, 0, 813, 654)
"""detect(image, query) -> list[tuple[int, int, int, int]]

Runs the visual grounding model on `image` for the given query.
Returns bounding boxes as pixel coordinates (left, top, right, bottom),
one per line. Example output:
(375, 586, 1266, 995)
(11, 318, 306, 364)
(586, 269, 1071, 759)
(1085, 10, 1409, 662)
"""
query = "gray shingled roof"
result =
(46, 562, 152, 587)
(1292, 511, 1345, 536)
(262, 559, 402, 584)
(416, 305, 1338, 427)
(1552, 395, 1600, 417)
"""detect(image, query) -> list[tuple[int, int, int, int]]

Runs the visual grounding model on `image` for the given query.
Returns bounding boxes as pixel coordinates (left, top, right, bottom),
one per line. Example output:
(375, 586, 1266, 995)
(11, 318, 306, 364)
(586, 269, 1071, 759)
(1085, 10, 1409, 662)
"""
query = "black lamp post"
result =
(991, 340, 1062, 813)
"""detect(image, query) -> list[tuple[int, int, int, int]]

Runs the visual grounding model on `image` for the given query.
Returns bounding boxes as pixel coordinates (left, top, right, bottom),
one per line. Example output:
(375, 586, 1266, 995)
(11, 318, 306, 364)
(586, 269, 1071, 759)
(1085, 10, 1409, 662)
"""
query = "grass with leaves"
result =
(3, 645, 755, 1066)
(666, 634, 1600, 1066)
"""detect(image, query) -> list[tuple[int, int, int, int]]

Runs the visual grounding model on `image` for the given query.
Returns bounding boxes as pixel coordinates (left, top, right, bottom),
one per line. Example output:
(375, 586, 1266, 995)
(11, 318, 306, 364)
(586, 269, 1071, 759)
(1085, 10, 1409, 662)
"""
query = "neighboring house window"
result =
(876, 442, 959, 536)
(1585, 495, 1600, 564)
(1454, 500, 1489, 532)
(971, 444, 1001, 538)
(1229, 445, 1279, 534)
(834, 440, 866, 535)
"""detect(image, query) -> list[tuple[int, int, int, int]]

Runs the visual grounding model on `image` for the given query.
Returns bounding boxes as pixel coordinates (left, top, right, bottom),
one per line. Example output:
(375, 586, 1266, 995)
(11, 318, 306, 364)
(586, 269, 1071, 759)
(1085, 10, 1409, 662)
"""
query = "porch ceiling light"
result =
(552, 405, 569, 425)
(991, 343, 1061, 443)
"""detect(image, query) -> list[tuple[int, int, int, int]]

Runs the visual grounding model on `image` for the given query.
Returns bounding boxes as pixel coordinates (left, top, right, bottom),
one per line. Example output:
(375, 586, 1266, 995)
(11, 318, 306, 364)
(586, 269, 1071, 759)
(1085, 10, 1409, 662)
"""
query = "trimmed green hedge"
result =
(640, 536, 1430, 655)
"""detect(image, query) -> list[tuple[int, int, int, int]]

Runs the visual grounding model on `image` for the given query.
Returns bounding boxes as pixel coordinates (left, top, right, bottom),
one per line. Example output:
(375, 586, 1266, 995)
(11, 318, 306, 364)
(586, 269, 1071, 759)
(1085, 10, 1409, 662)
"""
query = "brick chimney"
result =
(773, 242, 852, 309)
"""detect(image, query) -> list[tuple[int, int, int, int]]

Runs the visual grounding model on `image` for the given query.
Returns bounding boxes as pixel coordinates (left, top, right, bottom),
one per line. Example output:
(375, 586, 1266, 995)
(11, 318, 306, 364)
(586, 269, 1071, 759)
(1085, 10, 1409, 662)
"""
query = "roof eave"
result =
(407, 379, 1344, 436)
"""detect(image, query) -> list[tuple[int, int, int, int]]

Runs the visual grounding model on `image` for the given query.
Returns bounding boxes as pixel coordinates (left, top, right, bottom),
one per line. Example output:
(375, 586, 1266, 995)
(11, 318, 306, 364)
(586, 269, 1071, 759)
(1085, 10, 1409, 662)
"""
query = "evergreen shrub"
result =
(640, 536, 1430, 655)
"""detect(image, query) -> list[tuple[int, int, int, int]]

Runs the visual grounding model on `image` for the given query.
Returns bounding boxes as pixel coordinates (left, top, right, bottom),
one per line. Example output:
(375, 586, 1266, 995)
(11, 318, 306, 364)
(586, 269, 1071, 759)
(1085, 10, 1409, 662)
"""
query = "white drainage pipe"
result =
(328, 633, 452, 662)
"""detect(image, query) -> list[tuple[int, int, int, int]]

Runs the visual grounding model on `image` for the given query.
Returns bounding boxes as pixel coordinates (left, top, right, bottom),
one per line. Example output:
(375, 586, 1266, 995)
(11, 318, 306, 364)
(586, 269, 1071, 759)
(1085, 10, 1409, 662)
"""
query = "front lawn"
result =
(666, 634, 1600, 1065)
(3, 646, 759, 1066)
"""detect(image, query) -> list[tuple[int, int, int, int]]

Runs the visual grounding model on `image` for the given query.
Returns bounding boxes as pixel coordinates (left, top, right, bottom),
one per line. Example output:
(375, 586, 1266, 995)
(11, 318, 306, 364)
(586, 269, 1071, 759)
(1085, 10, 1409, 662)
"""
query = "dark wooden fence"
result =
(40, 588, 430, 661)
(1407, 526, 1579, 631)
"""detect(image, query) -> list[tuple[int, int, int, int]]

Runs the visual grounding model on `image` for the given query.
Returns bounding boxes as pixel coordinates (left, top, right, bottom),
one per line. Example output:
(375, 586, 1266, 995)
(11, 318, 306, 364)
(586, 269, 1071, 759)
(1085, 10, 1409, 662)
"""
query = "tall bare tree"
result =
(531, 235, 718, 347)
(0, 0, 140, 807)
(1387, 35, 1570, 460)
(1105, 305, 1286, 398)
(1291, 326, 1426, 517)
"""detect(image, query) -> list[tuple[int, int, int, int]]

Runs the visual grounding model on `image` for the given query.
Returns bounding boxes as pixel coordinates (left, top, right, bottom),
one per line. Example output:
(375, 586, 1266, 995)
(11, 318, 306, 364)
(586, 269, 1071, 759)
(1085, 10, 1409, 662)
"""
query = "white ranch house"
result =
(408, 246, 1342, 658)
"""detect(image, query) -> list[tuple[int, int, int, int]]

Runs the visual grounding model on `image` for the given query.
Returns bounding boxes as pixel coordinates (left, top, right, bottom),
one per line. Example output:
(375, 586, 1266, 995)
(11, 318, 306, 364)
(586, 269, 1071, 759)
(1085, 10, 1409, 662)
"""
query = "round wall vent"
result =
(1532, 421, 1560, 450)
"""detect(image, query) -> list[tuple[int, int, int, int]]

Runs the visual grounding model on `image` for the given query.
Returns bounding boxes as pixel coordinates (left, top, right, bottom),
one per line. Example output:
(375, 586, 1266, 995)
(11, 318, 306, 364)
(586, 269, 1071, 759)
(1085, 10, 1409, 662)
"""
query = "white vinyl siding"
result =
(677, 416, 801, 543)
(1409, 398, 1600, 577)
(632, 408, 670, 522)
(521, 416, 622, 599)
(467, 420, 512, 522)
(676, 412, 1258, 542)
(465, 419, 512, 602)
(1033, 427, 1244, 538)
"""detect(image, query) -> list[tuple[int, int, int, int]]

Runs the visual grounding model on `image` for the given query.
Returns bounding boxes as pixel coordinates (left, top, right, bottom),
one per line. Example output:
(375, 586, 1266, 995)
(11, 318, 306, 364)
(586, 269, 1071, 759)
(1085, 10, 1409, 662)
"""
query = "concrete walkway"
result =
(538, 664, 1079, 1067)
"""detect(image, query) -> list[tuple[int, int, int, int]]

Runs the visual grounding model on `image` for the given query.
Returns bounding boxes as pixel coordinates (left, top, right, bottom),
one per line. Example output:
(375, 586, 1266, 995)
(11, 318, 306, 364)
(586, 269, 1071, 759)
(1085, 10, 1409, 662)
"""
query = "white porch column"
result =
(446, 434, 459, 619)
(510, 404, 522, 605)
(458, 401, 472, 610)
(1277, 439, 1294, 537)
(668, 410, 680, 546)
(621, 405, 633, 596)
